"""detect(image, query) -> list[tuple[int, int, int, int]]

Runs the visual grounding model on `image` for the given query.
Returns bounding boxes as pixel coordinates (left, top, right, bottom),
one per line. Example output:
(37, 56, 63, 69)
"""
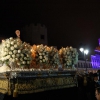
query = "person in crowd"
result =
(97, 70, 100, 81)
(89, 73, 100, 100)
(77, 73, 85, 100)
(95, 87, 100, 100)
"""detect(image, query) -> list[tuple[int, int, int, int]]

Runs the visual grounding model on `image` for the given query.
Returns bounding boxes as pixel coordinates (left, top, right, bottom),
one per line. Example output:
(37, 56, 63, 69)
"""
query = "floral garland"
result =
(70, 46, 78, 66)
(0, 30, 79, 71)
(48, 46, 60, 68)
(31, 44, 49, 68)
(0, 37, 32, 68)
(59, 46, 78, 68)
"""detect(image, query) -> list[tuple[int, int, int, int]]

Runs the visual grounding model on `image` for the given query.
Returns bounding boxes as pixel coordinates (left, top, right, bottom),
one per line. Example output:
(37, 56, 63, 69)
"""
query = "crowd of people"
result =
(77, 70, 100, 100)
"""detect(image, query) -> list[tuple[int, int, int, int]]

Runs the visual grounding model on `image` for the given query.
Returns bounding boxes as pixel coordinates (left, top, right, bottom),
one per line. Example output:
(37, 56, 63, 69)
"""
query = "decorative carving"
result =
(0, 79, 8, 94)
(0, 71, 77, 95)
(15, 76, 76, 94)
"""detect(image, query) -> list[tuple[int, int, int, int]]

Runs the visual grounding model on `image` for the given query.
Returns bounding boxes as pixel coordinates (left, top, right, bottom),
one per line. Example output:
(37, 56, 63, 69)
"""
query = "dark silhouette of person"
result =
(95, 87, 100, 100)
(89, 73, 100, 100)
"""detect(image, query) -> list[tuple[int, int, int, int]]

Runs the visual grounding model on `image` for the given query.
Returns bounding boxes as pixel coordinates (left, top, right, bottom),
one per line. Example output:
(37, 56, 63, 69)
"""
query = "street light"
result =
(79, 48, 89, 73)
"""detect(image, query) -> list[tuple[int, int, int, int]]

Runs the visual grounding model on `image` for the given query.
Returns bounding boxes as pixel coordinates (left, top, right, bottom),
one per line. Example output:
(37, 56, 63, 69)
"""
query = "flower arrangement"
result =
(17, 42, 32, 68)
(48, 46, 60, 69)
(0, 31, 32, 69)
(31, 44, 49, 69)
(59, 46, 78, 69)
(69, 46, 78, 67)
(0, 30, 79, 71)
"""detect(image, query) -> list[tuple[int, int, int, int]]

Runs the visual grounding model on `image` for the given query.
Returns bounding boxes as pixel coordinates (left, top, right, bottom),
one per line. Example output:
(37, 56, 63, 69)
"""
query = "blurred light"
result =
(80, 48, 84, 52)
(84, 49, 89, 55)
(79, 48, 89, 55)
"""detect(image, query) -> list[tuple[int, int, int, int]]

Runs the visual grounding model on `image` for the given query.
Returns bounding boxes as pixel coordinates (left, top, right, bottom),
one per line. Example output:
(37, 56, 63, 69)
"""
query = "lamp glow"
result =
(79, 48, 89, 55)
(79, 47, 89, 73)
(84, 49, 89, 55)
(80, 48, 84, 52)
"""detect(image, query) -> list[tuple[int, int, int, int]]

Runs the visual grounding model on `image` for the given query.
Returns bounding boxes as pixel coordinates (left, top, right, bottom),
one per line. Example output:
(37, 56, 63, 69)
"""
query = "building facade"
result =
(21, 23, 48, 45)
(91, 38, 100, 69)
(75, 38, 100, 72)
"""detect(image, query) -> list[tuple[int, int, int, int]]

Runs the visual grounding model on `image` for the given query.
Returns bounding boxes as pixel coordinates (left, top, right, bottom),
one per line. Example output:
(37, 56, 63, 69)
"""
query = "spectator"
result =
(95, 87, 100, 100)
(90, 73, 100, 100)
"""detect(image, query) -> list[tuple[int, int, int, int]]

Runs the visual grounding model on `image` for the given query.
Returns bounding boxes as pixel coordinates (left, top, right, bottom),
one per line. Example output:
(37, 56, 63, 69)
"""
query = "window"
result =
(41, 35, 45, 40)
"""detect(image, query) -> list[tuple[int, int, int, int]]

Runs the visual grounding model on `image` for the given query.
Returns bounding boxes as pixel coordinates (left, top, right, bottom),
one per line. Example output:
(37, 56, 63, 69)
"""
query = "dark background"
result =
(3, 87, 78, 100)
(1, 0, 100, 59)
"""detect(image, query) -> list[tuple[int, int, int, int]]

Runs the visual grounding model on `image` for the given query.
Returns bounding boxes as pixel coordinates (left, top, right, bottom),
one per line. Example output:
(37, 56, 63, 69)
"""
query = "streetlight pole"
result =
(79, 48, 89, 73)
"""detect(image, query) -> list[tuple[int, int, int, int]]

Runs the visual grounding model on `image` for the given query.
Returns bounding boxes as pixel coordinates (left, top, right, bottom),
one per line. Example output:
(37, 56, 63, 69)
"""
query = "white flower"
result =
(3, 52, 7, 56)
(7, 55, 10, 59)
(7, 44, 10, 48)
(39, 56, 42, 59)
(9, 51, 12, 55)
(9, 37, 13, 40)
(15, 58, 18, 60)
(26, 54, 29, 57)
(9, 58, 13, 62)
(21, 54, 24, 57)
(39, 53, 42, 55)
(17, 62, 21, 66)
(10, 46, 14, 50)
(18, 50, 21, 53)
(13, 50, 17, 54)
(42, 53, 45, 55)
(24, 57, 27, 60)
(12, 59, 15, 62)
(40, 60, 42, 63)
(5, 48, 8, 51)
(6, 39, 10, 43)
(43, 59, 45, 62)
(17, 42, 20, 46)
(12, 55, 15, 58)
(14, 44, 17, 48)
(22, 61, 26, 64)
(11, 41, 14, 45)
(1, 58, 5, 61)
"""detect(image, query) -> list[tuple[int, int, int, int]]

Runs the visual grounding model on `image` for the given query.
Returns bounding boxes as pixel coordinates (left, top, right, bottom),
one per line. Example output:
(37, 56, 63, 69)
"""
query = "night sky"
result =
(1, 0, 100, 59)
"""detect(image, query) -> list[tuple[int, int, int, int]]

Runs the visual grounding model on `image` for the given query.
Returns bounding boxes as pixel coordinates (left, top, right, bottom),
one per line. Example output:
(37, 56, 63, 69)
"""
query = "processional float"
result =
(0, 30, 78, 97)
